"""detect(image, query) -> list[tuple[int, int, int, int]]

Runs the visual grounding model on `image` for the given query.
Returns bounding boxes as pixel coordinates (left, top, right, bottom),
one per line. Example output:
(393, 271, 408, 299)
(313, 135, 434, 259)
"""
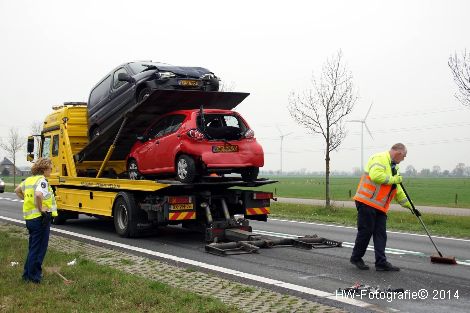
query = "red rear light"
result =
(187, 129, 205, 140)
(244, 129, 254, 139)
(168, 196, 192, 204)
(253, 192, 273, 200)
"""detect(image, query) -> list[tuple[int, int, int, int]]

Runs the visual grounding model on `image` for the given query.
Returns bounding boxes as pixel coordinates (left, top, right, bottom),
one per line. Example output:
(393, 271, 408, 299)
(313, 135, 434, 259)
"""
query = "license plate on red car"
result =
(179, 79, 200, 87)
(212, 145, 239, 153)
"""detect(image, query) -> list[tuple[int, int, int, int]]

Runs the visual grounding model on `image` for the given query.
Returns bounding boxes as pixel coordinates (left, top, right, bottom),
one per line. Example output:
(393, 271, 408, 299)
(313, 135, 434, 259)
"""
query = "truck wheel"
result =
(113, 193, 139, 237)
(176, 155, 197, 183)
(138, 87, 151, 103)
(241, 167, 259, 182)
(128, 159, 143, 180)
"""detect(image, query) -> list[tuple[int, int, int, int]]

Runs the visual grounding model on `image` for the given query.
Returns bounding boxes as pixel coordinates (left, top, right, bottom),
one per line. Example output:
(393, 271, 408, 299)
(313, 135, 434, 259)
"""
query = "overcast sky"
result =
(1, 0, 469, 172)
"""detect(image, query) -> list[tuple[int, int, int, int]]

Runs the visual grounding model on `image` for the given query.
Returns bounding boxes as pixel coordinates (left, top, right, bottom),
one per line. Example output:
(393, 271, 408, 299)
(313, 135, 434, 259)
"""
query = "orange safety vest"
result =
(353, 174, 397, 214)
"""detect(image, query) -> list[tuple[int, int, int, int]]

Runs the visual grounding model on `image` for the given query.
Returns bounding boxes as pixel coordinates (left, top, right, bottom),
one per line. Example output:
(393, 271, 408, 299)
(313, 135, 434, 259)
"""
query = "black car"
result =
(87, 61, 219, 139)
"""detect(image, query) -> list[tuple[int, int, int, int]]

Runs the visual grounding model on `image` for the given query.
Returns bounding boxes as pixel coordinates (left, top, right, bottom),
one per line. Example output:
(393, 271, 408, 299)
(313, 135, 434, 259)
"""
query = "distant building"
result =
(0, 157, 30, 177)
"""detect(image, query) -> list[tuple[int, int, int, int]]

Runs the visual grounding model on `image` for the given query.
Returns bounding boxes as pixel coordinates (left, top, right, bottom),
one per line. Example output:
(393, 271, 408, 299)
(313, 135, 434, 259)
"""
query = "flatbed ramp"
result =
(76, 90, 249, 162)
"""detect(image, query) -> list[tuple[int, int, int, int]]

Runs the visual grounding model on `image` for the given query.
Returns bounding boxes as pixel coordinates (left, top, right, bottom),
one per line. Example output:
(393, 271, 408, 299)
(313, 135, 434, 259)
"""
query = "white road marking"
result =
(269, 218, 470, 242)
(253, 229, 470, 266)
(253, 229, 425, 256)
(0, 215, 372, 309)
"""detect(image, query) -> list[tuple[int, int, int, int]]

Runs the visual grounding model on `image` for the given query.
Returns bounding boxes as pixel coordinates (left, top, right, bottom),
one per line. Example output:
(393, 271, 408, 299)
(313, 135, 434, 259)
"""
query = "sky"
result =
(0, 0, 469, 173)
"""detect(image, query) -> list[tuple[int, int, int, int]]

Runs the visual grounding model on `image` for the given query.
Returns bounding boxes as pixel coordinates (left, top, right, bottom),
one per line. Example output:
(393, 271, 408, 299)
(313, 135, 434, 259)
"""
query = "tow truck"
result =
(27, 90, 341, 254)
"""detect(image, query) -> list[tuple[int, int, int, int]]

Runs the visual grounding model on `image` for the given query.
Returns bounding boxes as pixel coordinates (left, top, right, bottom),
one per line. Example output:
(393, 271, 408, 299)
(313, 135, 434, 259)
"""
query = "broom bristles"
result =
(430, 254, 457, 265)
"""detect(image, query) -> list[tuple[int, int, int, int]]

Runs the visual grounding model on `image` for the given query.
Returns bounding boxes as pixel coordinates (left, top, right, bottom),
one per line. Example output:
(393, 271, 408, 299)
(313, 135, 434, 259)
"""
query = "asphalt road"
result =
(1, 192, 469, 313)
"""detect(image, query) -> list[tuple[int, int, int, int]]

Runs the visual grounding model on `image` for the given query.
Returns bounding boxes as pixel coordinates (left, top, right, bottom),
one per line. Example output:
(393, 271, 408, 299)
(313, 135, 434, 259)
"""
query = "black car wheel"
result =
(128, 159, 143, 180)
(176, 155, 197, 183)
(241, 167, 259, 182)
(138, 87, 151, 103)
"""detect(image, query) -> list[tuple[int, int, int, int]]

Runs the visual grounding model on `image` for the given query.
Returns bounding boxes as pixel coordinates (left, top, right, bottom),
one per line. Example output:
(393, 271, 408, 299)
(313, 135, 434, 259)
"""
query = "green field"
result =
(3, 175, 470, 207)
(252, 176, 470, 208)
(270, 202, 470, 238)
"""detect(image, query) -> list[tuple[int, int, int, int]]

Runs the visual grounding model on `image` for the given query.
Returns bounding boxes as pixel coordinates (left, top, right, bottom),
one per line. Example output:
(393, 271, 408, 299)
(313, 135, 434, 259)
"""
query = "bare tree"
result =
(405, 165, 417, 177)
(288, 50, 357, 207)
(31, 121, 43, 159)
(0, 128, 25, 188)
(219, 80, 236, 92)
(448, 50, 470, 107)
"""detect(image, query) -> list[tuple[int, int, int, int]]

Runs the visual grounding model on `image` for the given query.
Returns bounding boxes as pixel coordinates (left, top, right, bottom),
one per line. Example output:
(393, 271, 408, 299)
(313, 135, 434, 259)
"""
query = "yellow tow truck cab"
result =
(27, 95, 274, 240)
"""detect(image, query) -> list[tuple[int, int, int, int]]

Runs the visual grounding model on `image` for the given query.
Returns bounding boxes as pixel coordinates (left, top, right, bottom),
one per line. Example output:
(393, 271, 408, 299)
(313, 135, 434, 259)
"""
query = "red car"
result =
(127, 109, 264, 183)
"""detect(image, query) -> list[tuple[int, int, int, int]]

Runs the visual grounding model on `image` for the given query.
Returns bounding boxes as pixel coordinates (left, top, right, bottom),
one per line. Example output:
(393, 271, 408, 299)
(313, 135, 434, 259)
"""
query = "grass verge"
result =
(0, 231, 237, 313)
(270, 202, 470, 239)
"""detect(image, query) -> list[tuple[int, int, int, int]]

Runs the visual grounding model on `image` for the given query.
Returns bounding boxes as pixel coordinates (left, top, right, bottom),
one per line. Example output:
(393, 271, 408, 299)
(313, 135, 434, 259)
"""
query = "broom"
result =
(400, 183, 457, 265)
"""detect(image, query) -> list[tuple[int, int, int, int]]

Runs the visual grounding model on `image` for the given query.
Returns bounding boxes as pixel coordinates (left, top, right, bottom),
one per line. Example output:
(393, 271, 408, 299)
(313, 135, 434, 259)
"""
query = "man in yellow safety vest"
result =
(350, 143, 412, 271)
(15, 158, 57, 283)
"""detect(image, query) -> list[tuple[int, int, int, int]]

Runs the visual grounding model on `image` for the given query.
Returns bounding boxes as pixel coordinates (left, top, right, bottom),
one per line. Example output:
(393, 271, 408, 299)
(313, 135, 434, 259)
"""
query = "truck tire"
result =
(52, 212, 67, 225)
(241, 167, 259, 182)
(176, 155, 197, 183)
(113, 192, 140, 238)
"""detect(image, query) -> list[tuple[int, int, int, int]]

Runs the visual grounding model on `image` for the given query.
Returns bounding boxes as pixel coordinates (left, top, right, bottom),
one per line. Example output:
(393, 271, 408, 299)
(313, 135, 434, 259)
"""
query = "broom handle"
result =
(400, 183, 443, 257)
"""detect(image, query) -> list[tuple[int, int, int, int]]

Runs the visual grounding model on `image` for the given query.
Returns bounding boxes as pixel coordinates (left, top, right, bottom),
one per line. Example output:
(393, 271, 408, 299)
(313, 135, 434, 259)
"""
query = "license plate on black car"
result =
(179, 79, 200, 87)
(212, 145, 239, 153)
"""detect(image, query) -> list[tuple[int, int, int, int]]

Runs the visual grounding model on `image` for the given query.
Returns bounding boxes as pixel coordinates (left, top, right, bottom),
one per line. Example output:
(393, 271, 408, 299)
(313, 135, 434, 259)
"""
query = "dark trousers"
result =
(351, 201, 388, 265)
(23, 217, 51, 283)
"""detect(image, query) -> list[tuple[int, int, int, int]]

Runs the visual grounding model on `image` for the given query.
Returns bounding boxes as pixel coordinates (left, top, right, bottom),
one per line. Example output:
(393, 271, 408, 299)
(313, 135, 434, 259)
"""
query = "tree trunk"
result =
(13, 158, 16, 188)
(325, 149, 331, 208)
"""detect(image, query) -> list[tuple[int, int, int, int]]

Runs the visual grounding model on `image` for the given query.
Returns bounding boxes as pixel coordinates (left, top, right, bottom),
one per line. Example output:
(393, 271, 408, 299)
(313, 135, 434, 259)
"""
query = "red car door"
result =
(138, 117, 171, 172)
(152, 115, 186, 173)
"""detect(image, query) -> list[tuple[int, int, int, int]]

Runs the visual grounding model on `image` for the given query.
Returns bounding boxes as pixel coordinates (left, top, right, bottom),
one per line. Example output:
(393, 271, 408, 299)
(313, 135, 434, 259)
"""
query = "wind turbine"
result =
(348, 103, 374, 172)
(276, 125, 293, 175)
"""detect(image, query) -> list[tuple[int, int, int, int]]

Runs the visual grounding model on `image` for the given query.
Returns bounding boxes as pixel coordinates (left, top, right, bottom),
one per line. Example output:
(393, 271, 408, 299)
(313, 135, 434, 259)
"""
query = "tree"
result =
(448, 50, 470, 107)
(419, 168, 431, 177)
(452, 163, 466, 177)
(431, 165, 441, 177)
(288, 50, 357, 207)
(219, 80, 236, 92)
(405, 165, 417, 177)
(0, 128, 25, 188)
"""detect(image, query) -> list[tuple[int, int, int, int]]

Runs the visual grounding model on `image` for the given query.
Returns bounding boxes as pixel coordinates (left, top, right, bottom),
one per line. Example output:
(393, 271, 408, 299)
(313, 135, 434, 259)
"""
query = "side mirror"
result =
(118, 73, 135, 84)
(27, 136, 35, 162)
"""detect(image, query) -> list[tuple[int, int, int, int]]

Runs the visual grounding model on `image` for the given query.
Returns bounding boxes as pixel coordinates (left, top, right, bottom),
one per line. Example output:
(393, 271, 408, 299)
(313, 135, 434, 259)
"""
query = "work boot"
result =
(375, 262, 400, 271)
(350, 258, 370, 270)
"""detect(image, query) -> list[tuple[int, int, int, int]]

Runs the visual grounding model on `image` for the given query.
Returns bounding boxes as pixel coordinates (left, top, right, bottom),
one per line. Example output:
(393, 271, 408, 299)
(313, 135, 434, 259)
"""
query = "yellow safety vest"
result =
(353, 151, 409, 214)
(21, 175, 58, 220)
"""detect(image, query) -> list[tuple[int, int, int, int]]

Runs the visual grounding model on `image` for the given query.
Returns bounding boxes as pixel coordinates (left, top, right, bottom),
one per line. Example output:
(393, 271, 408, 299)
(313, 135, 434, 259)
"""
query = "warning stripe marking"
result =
(169, 211, 196, 220)
(246, 207, 270, 215)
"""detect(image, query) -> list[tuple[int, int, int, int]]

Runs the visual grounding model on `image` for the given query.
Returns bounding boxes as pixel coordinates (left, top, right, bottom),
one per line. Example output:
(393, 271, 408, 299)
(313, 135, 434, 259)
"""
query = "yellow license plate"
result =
(179, 79, 200, 87)
(212, 145, 239, 153)
(171, 204, 194, 210)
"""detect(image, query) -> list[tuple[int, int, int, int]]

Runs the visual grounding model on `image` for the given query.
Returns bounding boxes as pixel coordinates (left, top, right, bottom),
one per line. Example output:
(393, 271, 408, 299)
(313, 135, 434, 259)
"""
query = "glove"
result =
(390, 175, 403, 184)
(403, 202, 421, 216)
(41, 212, 52, 226)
